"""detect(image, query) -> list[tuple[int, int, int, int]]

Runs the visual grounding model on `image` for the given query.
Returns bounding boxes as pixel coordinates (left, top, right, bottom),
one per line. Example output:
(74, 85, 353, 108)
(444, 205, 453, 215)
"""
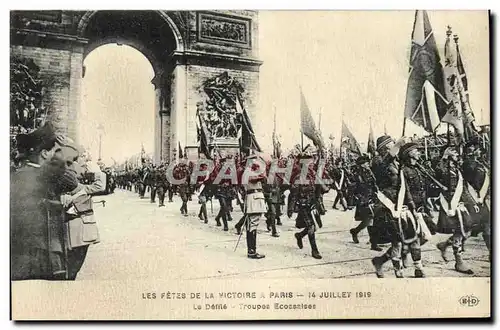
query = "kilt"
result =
(371, 207, 398, 245)
(354, 205, 374, 222)
(436, 207, 475, 235)
(295, 206, 315, 229)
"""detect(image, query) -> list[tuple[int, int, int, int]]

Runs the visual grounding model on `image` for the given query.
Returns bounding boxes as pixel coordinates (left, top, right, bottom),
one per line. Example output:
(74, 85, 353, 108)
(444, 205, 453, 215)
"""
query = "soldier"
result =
(176, 163, 191, 217)
(371, 135, 413, 278)
(331, 158, 349, 211)
(214, 182, 232, 231)
(349, 155, 382, 251)
(462, 137, 490, 261)
(263, 183, 280, 237)
(287, 154, 325, 260)
(242, 154, 268, 259)
(148, 165, 157, 203)
(155, 164, 168, 207)
(434, 147, 478, 274)
(398, 142, 436, 277)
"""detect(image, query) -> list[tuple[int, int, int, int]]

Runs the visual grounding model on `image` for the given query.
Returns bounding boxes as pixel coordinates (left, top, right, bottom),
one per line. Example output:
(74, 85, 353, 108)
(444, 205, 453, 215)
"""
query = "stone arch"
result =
(76, 10, 185, 52)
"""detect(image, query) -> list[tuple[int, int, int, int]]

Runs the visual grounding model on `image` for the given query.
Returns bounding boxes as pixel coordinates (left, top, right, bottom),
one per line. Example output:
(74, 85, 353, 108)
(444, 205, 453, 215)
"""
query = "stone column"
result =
(67, 44, 84, 141)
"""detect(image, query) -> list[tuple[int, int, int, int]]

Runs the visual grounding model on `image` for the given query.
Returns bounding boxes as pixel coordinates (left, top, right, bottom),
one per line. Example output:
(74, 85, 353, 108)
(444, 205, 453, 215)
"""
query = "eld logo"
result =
(459, 295, 480, 307)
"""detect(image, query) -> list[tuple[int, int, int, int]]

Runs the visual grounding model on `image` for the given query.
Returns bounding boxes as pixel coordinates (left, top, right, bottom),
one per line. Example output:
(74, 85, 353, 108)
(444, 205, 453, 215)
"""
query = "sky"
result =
(79, 10, 489, 165)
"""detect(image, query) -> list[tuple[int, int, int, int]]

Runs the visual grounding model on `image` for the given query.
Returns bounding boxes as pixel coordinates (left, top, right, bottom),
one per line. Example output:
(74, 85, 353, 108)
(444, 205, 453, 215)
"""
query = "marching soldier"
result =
(434, 147, 478, 274)
(287, 153, 325, 260)
(462, 137, 491, 261)
(331, 158, 349, 211)
(242, 154, 268, 259)
(349, 155, 382, 251)
(263, 183, 280, 237)
(371, 135, 415, 278)
(148, 165, 157, 203)
(155, 164, 168, 207)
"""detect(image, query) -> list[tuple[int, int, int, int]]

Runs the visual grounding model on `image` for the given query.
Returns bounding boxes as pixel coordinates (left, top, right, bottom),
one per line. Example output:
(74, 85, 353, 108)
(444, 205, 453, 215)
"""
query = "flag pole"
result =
(402, 117, 406, 137)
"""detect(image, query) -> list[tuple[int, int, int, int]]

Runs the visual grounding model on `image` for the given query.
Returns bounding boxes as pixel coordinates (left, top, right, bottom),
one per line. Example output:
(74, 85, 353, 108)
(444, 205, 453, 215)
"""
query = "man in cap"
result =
(11, 123, 72, 280)
(371, 135, 406, 189)
(349, 154, 382, 251)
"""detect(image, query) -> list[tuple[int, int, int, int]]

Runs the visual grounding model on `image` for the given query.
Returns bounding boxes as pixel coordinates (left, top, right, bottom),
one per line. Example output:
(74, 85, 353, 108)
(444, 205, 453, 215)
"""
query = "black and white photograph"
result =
(8, 8, 491, 320)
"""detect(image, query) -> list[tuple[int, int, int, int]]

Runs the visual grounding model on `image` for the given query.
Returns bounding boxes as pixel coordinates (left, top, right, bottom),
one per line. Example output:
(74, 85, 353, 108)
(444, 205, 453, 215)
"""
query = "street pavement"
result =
(78, 189, 490, 281)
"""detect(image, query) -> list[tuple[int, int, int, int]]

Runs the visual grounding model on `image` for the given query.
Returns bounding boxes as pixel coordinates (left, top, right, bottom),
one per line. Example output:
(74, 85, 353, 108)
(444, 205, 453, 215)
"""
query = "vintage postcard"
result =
(9, 9, 490, 320)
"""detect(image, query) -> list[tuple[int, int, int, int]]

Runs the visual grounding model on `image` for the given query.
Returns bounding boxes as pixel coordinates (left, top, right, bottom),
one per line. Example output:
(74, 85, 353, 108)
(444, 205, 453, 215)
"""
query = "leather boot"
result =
(392, 259, 404, 278)
(308, 233, 322, 259)
(271, 220, 279, 237)
(367, 227, 382, 251)
(454, 249, 474, 275)
(350, 228, 359, 244)
(436, 241, 451, 262)
(371, 254, 389, 278)
(295, 232, 304, 249)
(247, 230, 265, 259)
(222, 214, 229, 231)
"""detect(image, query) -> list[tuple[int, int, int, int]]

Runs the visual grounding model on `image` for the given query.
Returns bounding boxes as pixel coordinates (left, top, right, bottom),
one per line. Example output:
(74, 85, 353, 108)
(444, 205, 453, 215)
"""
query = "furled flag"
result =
(454, 34, 480, 139)
(140, 143, 146, 164)
(441, 26, 465, 140)
(178, 141, 184, 159)
(197, 110, 212, 159)
(341, 120, 361, 155)
(300, 88, 324, 150)
(367, 117, 376, 156)
(236, 93, 262, 155)
(403, 10, 449, 133)
(272, 107, 282, 158)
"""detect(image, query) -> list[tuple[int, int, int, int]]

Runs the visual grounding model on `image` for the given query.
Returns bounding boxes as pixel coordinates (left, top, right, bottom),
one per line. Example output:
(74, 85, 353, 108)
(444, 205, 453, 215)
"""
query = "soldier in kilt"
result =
(349, 155, 382, 251)
(462, 137, 491, 261)
(435, 147, 478, 274)
(287, 154, 325, 260)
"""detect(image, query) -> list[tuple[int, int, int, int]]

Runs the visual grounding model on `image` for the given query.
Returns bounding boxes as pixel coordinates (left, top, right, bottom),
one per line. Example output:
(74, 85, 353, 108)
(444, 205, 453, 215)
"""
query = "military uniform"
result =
(287, 156, 324, 260)
(242, 155, 268, 259)
(332, 164, 349, 211)
(155, 166, 168, 207)
(349, 155, 382, 251)
(263, 183, 282, 237)
(434, 148, 478, 274)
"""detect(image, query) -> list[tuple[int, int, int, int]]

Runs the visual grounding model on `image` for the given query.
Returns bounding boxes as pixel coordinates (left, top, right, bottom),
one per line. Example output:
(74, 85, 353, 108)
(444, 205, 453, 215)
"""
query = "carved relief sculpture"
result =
(198, 72, 244, 140)
(197, 12, 251, 48)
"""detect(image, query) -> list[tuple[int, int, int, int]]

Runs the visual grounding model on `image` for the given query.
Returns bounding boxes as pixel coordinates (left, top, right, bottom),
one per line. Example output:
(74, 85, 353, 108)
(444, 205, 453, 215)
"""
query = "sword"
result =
(233, 193, 248, 252)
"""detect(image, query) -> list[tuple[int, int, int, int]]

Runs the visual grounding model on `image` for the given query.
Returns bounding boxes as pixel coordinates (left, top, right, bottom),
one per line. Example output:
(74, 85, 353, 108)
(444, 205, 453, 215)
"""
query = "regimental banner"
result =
(197, 12, 251, 48)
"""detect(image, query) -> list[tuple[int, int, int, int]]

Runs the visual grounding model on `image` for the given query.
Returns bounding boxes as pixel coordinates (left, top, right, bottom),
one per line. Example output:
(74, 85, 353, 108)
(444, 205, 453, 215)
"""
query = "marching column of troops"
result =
(10, 122, 490, 280)
(115, 132, 490, 278)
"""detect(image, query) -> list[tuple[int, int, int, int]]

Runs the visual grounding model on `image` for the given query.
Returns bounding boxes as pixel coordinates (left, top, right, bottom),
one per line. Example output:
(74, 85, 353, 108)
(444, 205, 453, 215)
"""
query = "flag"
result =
(272, 107, 282, 158)
(367, 118, 376, 156)
(197, 111, 212, 159)
(454, 35, 480, 140)
(178, 141, 184, 159)
(140, 143, 146, 164)
(236, 94, 262, 155)
(300, 88, 324, 150)
(404, 10, 449, 133)
(341, 120, 361, 155)
(441, 27, 465, 140)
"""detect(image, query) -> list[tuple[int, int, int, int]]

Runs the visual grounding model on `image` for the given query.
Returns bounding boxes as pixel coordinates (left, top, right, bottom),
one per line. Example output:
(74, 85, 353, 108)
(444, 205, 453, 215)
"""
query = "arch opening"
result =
(79, 44, 157, 167)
